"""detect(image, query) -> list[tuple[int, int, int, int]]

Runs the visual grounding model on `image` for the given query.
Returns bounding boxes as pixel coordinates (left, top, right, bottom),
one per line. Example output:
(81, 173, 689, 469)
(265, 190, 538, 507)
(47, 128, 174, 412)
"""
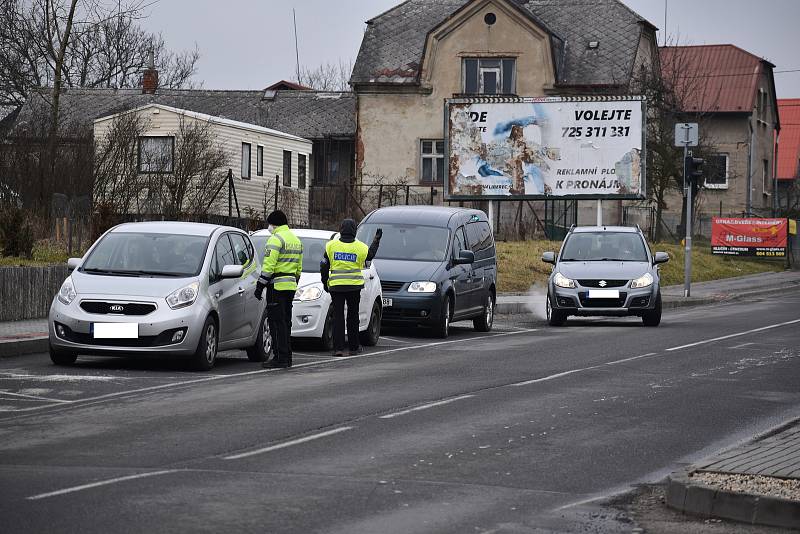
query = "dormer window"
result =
(463, 58, 516, 95)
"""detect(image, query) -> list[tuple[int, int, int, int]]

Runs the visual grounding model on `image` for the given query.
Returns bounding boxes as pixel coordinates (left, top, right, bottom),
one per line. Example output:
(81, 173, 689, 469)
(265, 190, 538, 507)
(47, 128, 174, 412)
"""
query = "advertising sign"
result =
(445, 96, 645, 200)
(711, 217, 788, 257)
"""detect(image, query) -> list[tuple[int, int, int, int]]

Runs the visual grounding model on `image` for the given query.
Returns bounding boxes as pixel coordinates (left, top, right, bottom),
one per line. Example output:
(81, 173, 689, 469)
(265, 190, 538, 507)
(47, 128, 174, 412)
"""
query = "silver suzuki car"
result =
(542, 226, 670, 327)
(49, 222, 270, 370)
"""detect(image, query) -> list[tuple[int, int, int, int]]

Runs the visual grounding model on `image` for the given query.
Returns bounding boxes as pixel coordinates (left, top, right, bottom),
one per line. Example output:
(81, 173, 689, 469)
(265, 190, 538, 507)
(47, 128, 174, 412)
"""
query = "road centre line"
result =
(665, 318, 800, 352)
(224, 427, 353, 460)
(27, 470, 179, 500)
(2, 329, 538, 415)
(379, 395, 475, 419)
(509, 353, 658, 387)
(380, 336, 412, 344)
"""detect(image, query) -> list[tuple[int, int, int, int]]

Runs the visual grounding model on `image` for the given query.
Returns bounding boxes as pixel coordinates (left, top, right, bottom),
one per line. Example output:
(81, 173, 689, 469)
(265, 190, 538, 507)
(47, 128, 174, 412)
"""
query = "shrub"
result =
(0, 205, 35, 258)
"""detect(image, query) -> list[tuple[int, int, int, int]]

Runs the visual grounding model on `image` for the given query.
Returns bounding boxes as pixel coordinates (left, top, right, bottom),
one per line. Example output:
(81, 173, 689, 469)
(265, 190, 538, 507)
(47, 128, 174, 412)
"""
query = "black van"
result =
(357, 206, 497, 338)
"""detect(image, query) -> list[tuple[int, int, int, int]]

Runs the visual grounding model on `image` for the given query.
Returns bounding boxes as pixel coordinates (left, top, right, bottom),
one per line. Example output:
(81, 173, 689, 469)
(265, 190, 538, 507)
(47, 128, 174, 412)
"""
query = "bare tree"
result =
(631, 42, 724, 241)
(93, 111, 148, 215)
(0, 0, 200, 108)
(296, 59, 353, 92)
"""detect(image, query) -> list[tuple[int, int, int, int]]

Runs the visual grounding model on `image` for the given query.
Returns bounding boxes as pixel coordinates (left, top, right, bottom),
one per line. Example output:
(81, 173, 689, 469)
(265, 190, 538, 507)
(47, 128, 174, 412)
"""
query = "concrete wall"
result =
(357, 0, 555, 183)
(93, 107, 314, 226)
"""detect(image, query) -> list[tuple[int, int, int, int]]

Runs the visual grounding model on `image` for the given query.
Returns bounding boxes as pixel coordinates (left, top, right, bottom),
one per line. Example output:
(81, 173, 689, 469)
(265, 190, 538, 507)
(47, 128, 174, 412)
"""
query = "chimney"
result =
(142, 48, 158, 94)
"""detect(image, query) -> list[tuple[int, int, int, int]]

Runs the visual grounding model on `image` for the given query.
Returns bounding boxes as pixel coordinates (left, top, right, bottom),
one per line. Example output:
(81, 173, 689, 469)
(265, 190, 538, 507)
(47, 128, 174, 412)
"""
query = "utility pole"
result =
(675, 123, 700, 297)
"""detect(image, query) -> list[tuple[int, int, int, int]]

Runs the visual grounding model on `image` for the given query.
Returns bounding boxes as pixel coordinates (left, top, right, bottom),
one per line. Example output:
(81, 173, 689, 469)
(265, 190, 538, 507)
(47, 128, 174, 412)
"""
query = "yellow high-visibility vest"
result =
(325, 238, 368, 288)
(260, 225, 303, 291)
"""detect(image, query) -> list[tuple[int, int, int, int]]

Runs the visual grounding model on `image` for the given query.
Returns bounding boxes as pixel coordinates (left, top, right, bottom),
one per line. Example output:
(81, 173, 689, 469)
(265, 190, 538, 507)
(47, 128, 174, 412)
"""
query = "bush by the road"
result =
(497, 240, 784, 293)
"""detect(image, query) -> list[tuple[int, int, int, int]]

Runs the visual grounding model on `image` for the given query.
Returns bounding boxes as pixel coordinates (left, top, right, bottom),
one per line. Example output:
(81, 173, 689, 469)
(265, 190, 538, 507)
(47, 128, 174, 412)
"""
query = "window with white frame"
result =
(138, 136, 174, 173)
(463, 58, 516, 95)
(256, 145, 263, 176)
(420, 140, 445, 184)
(241, 143, 251, 179)
(704, 154, 729, 189)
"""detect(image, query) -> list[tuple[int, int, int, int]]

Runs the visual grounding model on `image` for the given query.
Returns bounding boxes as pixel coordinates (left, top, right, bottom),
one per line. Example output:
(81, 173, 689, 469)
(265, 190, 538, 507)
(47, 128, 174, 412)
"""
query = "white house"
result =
(93, 104, 314, 225)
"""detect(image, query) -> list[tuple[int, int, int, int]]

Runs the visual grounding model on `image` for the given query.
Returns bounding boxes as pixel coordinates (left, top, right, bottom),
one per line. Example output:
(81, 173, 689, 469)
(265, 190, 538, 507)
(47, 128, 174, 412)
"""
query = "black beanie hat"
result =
(340, 218, 357, 238)
(267, 210, 288, 226)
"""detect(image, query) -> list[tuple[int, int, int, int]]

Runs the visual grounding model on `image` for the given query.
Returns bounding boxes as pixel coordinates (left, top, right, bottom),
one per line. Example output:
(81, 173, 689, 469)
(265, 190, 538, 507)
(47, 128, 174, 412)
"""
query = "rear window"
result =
(251, 234, 329, 273)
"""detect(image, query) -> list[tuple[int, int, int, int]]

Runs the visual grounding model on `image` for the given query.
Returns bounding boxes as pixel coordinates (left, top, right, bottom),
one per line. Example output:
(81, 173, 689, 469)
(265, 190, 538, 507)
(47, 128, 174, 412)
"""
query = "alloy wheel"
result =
(205, 323, 217, 364)
(262, 316, 272, 356)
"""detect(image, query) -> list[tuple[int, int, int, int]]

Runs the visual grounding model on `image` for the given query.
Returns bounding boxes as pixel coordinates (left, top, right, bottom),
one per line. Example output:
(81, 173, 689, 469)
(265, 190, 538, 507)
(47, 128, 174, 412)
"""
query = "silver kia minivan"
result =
(48, 222, 270, 370)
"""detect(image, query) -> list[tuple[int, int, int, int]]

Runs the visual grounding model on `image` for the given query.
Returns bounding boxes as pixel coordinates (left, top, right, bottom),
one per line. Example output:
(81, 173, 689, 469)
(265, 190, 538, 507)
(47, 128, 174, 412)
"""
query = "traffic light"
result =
(685, 156, 704, 186)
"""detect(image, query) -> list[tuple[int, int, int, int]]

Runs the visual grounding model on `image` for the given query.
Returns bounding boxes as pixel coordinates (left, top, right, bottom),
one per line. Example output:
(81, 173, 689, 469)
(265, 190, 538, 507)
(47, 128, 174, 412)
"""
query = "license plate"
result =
(382, 298, 393, 307)
(93, 323, 138, 339)
(588, 290, 620, 299)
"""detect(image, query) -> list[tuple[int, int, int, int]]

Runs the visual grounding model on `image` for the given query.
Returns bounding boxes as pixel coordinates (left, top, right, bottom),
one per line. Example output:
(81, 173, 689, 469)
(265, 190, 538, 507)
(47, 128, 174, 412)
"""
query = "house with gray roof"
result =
(351, 0, 658, 189)
(3, 77, 356, 223)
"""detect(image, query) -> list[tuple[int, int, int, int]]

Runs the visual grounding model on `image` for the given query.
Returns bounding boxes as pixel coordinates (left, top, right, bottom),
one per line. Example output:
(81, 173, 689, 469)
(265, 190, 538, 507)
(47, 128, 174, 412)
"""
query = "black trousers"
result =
(267, 288, 294, 365)
(331, 289, 361, 352)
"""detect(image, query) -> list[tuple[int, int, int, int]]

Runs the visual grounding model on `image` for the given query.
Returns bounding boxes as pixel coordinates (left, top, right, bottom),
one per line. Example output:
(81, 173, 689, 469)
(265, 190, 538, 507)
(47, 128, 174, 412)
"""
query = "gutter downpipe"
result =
(773, 128, 780, 216)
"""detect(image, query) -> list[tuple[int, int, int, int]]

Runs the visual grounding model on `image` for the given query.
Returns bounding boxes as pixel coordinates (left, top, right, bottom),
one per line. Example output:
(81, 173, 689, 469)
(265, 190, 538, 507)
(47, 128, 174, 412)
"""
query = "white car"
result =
(250, 228, 383, 350)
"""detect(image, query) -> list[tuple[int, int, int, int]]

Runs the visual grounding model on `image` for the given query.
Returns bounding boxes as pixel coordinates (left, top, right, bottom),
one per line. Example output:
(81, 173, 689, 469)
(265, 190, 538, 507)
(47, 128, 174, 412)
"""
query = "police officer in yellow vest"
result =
(321, 219, 382, 356)
(255, 210, 303, 368)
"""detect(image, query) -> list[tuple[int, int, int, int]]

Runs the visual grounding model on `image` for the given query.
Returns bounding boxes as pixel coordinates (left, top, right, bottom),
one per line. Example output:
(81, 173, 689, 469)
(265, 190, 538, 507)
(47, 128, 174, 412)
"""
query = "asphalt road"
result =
(1, 291, 799, 533)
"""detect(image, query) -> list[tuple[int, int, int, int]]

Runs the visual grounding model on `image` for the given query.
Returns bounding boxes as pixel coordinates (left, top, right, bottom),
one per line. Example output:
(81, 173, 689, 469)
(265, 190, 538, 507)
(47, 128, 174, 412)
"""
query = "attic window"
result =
(484, 12, 496, 25)
(463, 58, 516, 95)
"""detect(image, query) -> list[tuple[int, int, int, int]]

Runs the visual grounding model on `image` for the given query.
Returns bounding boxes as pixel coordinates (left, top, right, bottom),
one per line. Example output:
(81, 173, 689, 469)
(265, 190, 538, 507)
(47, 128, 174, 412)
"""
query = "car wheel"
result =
(246, 310, 271, 362)
(546, 293, 567, 327)
(473, 292, 495, 332)
(49, 344, 77, 366)
(434, 295, 452, 339)
(642, 291, 662, 327)
(319, 309, 334, 351)
(193, 316, 218, 371)
(360, 300, 382, 347)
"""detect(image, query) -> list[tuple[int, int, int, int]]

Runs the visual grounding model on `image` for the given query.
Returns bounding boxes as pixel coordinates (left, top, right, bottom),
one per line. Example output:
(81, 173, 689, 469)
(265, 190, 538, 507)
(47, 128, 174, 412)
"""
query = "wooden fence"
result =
(0, 265, 68, 321)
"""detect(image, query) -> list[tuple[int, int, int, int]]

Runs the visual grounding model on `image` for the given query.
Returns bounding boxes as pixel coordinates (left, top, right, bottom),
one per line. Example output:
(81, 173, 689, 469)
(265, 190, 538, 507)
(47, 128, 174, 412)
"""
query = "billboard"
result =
(711, 217, 788, 258)
(445, 96, 646, 201)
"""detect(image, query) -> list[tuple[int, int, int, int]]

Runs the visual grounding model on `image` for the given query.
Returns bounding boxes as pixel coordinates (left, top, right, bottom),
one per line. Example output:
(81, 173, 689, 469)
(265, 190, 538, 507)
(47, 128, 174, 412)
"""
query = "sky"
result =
(139, 0, 800, 98)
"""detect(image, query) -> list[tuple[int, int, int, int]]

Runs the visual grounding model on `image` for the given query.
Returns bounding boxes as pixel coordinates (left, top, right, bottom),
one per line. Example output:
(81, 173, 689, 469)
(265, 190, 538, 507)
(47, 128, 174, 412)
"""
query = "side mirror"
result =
(541, 251, 556, 264)
(653, 252, 670, 265)
(67, 257, 81, 271)
(453, 250, 475, 265)
(221, 264, 244, 279)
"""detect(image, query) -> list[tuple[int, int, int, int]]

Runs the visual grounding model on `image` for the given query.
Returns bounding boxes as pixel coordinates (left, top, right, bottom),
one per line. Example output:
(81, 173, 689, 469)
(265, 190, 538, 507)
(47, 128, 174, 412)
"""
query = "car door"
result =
(449, 225, 473, 317)
(209, 234, 242, 342)
(465, 222, 489, 313)
(229, 232, 260, 339)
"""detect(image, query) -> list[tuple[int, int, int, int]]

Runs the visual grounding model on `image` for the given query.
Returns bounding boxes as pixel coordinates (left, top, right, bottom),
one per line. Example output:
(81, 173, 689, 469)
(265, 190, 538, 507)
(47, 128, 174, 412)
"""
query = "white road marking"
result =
(730, 342, 756, 349)
(2, 329, 539, 414)
(380, 336, 412, 344)
(379, 395, 476, 419)
(0, 391, 71, 403)
(26, 470, 178, 500)
(666, 319, 800, 352)
(224, 427, 353, 460)
(509, 353, 658, 387)
(0, 373, 127, 382)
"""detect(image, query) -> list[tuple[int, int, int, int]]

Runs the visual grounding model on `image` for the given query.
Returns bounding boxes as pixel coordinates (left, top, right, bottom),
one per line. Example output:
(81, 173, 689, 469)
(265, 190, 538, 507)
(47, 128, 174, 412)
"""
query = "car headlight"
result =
(57, 277, 77, 305)
(408, 281, 437, 293)
(295, 283, 323, 302)
(553, 272, 575, 289)
(630, 273, 654, 289)
(166, 281, 199, 309)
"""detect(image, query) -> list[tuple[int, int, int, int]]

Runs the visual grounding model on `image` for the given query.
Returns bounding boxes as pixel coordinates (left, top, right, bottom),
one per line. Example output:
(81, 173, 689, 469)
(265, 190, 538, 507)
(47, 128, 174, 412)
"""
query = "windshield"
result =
(560, 232, 649, 262)
(358, 223, 450, 262)
(81, 232, 209, 277)
(251, 235, 332, 273)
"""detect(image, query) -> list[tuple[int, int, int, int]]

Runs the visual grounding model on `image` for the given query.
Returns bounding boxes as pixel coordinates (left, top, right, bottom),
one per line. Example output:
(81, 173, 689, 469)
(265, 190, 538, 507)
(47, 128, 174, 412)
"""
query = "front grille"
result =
(382, 308, 429, 320)
(579, 292, 628, 308)
(54, 322, 184, 348)
(577, 279, 628, 288)
(80, 301, 156, 316)
(381, 281, 405, 293)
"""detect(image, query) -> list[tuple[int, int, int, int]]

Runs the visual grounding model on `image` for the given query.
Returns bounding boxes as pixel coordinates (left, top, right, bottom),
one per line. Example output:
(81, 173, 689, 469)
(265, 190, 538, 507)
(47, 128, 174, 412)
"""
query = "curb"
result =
(0, 336, 48, 359)
(666, 469, 800, 529)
